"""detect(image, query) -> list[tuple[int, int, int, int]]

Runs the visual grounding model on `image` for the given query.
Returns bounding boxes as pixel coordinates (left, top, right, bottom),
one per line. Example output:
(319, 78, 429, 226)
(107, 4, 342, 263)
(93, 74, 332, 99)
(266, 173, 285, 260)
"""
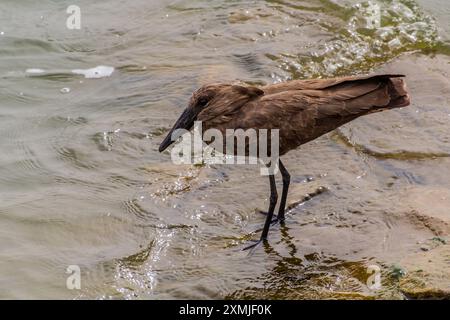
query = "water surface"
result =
(0, 0, 449, 299)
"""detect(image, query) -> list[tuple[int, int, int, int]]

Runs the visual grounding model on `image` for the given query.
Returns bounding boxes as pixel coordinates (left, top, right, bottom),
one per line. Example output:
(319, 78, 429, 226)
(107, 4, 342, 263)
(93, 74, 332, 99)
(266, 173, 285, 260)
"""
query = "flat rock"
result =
(400, 186, 450, 236)
(399, 244, 450, 299)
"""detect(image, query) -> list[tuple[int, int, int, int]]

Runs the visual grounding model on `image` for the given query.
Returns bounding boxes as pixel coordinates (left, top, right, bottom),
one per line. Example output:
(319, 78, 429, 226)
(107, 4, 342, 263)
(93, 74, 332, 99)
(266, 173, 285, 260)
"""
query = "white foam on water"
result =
(71, 66, 115, 79)
(25, 68, 45, 74)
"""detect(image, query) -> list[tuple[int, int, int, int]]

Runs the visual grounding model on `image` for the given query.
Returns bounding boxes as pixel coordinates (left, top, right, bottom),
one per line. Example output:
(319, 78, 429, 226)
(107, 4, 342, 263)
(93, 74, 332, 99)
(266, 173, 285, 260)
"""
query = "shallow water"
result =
(0, 0, 449, 299)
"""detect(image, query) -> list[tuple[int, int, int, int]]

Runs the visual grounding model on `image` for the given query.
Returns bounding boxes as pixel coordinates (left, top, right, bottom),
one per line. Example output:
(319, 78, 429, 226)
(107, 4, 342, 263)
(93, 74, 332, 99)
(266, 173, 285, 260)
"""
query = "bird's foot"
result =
(243, 239, 264, 251)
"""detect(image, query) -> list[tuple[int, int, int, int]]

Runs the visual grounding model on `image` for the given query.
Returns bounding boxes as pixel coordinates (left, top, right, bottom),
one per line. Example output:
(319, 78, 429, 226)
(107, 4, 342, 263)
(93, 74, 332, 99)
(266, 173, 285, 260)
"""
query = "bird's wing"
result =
(229, 75, 406, 136)
(198, 75, 404, 128)
(262, 74, 405, 94)
(202, 75, 408, 139)
(239, 79, 388, 128)
(255, 74, 407, 121)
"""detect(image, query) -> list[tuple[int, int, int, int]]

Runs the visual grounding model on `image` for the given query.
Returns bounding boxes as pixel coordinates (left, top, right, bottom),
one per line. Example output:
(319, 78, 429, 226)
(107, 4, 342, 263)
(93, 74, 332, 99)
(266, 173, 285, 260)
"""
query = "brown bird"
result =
(159, 74, 410, 249)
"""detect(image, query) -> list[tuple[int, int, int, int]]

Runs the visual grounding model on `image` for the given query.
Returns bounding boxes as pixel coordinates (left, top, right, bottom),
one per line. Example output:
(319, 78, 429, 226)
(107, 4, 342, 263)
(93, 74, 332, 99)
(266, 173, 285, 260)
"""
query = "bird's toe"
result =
(243, 239, 264, 251)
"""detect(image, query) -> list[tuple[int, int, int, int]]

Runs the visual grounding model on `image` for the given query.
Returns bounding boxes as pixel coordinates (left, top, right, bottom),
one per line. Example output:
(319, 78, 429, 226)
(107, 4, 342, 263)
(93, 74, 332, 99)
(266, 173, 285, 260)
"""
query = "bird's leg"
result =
(262, 173, 278, 238)
(257, 160, 290, 223)
(257, 210, 279, 224)
(244, 173, 278, 250)
(277, 159, 291, 222)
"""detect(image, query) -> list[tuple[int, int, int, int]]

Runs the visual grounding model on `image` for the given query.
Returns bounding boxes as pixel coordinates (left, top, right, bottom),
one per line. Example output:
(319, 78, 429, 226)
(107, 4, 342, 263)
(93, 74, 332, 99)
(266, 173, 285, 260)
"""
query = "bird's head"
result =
(159, 83, 264, 152)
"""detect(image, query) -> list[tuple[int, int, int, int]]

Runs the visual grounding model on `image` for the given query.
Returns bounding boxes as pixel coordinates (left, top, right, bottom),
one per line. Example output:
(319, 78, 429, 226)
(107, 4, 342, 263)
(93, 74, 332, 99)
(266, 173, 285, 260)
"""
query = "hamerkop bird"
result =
(159, 74, 410, 249)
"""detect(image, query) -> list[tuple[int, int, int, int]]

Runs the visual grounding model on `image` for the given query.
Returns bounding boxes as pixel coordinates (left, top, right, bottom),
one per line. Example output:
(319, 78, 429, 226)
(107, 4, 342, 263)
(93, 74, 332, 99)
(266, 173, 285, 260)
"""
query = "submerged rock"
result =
(399, 244, 450, 299)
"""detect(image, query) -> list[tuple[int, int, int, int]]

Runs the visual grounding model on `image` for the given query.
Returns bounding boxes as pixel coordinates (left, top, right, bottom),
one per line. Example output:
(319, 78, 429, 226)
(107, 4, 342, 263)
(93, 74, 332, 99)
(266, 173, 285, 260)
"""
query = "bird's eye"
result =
(198, 97, 209, 107)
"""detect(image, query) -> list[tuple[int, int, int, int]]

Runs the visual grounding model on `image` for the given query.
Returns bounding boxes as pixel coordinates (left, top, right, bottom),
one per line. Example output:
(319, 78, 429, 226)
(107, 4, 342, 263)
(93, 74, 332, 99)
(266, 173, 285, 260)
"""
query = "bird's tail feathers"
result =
(386, 77, 410, 108)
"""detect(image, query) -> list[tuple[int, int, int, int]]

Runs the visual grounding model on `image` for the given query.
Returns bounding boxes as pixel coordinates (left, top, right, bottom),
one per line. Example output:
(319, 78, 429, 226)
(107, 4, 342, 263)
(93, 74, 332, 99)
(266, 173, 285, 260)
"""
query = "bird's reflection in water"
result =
(230, 221, 381, 299)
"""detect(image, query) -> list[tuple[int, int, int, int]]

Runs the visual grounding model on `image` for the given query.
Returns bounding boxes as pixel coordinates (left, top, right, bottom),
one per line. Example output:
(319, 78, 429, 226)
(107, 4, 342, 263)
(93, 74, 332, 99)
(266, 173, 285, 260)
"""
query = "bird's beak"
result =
(159, 108, 196, 152)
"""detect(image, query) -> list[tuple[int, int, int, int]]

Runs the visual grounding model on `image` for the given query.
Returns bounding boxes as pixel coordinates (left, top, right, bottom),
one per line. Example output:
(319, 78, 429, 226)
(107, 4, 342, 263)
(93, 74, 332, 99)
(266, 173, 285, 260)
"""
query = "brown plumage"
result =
(159, 74, 410, 250)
